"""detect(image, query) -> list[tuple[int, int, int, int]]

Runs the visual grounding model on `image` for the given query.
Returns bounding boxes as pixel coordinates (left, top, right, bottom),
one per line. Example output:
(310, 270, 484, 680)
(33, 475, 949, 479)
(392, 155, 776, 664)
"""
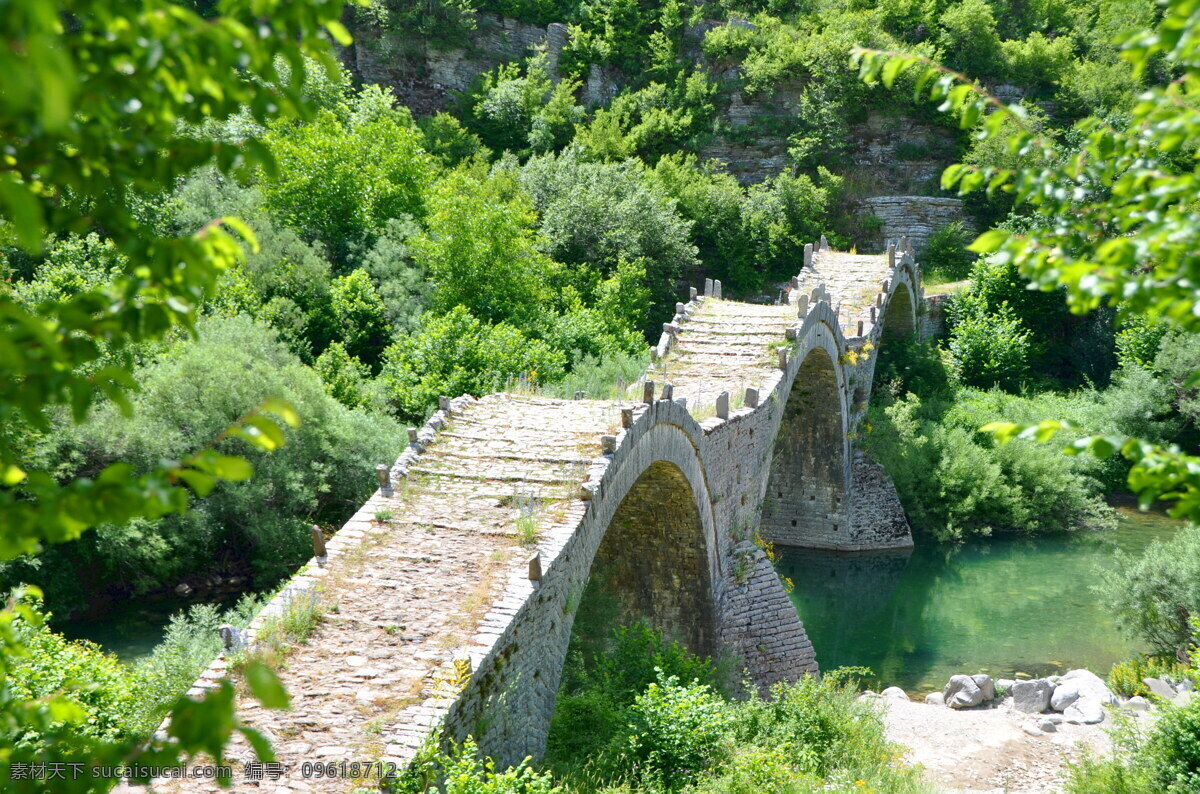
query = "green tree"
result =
(0, 0, 347, 784)
(412, 168, 559, 331)
(380, 306, 566, 421)
(331, 269, 391, 367)
(519, 148, 697, 332)
(937, 0, 1003, 76)
(261, 89, 434, 263)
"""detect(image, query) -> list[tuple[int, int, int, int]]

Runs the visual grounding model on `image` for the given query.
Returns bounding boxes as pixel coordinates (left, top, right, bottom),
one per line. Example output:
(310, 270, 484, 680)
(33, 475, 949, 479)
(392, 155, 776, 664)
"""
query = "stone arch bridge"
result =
(178, 240, 924, 791)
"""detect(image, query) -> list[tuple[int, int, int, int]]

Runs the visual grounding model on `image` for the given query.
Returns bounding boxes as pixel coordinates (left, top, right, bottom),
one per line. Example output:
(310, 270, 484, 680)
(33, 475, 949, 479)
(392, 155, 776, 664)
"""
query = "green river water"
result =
(779, 504, 1181, 694)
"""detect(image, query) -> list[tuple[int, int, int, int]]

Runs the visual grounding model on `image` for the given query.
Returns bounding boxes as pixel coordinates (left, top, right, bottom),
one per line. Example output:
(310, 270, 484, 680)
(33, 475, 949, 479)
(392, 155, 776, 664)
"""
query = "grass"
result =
(239, 586, 328, 668)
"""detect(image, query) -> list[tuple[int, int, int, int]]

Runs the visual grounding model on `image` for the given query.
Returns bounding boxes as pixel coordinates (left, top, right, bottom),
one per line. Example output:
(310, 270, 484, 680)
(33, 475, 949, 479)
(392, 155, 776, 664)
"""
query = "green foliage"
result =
(1145, 696, 1200, 792)
(1, 0, 339, 567)
(622, 671, 732, 789)
(330, 268, 391, 366)
(3, 317, 402, 611)
(392, 736, 561, 794)
(863, 390, 1116, 540)
(1067, 697, 1200, 794)
(947, 299, 1032, 391)
(1108, 656, 1193, 698)
(359, 0, 478, 50)
(649, 154, 837, 292)
(560, 0, 689, 79)
(519, 148, 697, 329)
(7, 602, 142, 747)
(1098, 526, 1200, 657)
(546, 621, 726, 782)
(946, 254, 1114, 388)
(922, 222, 975, 282)
(261, 91, 434, 263)
(999, 32, 1074, 91)
(315, 342, 379, 410)
(420, 113, 491, 166)
(1116, 315, 1169, 372)
(937, 0, 1003, 76)
(461, 56, 583, 156)
(542, 350, 649, 400)
(381, 307, 566, 421)
(132, 595, 264, 734)
(415, 168, 558, 330)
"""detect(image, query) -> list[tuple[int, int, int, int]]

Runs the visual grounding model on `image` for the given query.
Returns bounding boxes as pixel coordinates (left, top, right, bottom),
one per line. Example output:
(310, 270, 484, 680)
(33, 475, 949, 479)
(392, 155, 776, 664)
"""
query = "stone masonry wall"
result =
(858, 196, 976, 255)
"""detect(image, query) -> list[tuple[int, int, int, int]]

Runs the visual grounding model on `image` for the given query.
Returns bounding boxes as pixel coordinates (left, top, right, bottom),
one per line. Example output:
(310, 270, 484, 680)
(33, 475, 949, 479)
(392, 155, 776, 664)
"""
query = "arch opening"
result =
(882, 280, 917, 337)
(576, 459, 717, 659)
(759, 346, 848, 548)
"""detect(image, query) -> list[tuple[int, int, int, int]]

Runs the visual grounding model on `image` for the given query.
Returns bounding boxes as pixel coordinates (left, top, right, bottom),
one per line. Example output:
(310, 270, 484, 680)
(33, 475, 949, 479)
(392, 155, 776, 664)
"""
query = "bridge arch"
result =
(444, 400, 725, 764)
(880, 260, 920, 337)
(580, 405, 721, 658)
(759, 304, 852, 548)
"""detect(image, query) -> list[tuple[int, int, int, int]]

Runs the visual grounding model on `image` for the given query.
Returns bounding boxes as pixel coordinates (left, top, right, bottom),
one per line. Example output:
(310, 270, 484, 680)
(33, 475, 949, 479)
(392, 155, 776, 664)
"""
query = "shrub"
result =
(1116, 314, 1169, 371)
(330, 268, 391, 367)
(419, 112, 489, 166)
(1000, 32, 1074, 91)
(947, 302, 1032, 390)
(1068, 697, 1200, 794)
(546, 621, 725, 780)
(1098, 527, 1200, 657)
(414, 167, 558, 331)
(1109, 656, 1194, 698)
(315, 342, 378, 410)
(1145, 696, 1200, 792)
(7, 601, 141, 747)
(380, 306, 566, 421)
(461, 55, 582, 156)
(937, 0, 1003, 77)
(394, 736, 561, 794)
(357, 217, 432, 336)
(622, 671, 732, 788)
(863, 390, 1115, 539)
(131, 594, 264, 732)
(1057, 59, 1137, 117)
(519, 148, 697, 332)
(921, 222, 974, 282)
(1, 316, 404, 611)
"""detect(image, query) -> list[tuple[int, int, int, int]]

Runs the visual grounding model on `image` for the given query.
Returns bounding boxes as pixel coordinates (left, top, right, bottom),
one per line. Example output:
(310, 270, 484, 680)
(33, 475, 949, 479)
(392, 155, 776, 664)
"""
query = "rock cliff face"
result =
(345, 14, 566, 116)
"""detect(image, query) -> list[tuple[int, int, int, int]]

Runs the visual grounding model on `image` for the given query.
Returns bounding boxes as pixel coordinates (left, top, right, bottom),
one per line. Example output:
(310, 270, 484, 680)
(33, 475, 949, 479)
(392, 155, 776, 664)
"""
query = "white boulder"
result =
(944, 675, 985, 709)
(1064, 697, 1106, 724)
(1011, 679, 1054, 713)
(972, 674, 996, 701)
